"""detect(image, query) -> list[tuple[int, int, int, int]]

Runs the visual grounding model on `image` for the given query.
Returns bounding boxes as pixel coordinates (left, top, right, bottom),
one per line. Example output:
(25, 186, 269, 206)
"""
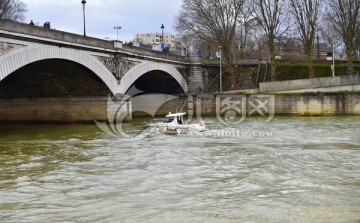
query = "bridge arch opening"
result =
(0, 59, 112, 98)
(119, 62, 188, 95)
(120, 62, 188, 118)
(0, 46, 118, 95)
(125, 70, 185, 95)
(0, 59, 114, 123)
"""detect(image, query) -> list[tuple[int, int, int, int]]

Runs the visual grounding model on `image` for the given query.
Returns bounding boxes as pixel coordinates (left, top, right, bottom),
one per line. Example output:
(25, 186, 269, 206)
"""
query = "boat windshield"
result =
(163, 116, 175, 123)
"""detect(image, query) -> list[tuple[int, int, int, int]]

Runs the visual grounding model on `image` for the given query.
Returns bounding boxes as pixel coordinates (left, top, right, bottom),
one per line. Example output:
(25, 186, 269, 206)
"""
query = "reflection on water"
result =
(0, 117, 360, 223)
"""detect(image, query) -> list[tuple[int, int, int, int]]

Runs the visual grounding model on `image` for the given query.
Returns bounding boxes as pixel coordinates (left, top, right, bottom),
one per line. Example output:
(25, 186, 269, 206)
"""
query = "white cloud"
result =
(24, 0, 183, 41)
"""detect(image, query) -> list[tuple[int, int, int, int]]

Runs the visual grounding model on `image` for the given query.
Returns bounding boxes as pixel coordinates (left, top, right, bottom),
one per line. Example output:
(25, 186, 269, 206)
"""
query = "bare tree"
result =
(252, 0, 288, 81)
(326, 0, 360, 74)
(356, 29, 360, 61)
(175, 0, 251, 86)
(0, 0, 27, 21)
(235, 1, 257, 66)
(319, 17, 342, 61)
(289, 0, 323, 78)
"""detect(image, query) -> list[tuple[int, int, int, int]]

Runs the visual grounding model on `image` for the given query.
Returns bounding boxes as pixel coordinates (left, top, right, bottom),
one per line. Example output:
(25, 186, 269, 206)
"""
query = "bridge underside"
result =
(0, 59, 186, 123)
(126, 70, 185, 95)
(0, 59, 111, 98)
(0, 59, 113, 123)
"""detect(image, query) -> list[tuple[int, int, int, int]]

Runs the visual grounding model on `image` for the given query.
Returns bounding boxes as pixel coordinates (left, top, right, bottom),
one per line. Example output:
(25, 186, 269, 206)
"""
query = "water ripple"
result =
(0, 117, 360, 222)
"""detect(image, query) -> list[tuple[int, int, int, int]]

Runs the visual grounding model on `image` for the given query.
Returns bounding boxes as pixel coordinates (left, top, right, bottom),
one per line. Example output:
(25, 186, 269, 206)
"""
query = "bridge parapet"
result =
(0, 19, 189, 64)
(121, 45, 187, 63)
(260, 74, 360, 93)
(0, 19, 113, 49)
(200, 57, 260, 66)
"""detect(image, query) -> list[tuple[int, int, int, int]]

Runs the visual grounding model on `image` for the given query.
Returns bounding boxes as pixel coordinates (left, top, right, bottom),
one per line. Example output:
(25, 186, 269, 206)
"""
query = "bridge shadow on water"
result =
(126, 70, 185, 96)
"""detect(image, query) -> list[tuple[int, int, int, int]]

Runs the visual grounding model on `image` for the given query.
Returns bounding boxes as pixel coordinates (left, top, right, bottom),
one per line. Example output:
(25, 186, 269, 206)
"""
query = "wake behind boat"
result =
(150, 112, 206, 135)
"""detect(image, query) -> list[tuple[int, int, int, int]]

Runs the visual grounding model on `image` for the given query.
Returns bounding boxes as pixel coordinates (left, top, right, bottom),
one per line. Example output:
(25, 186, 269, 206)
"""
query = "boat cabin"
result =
(163, 112, 186, 125)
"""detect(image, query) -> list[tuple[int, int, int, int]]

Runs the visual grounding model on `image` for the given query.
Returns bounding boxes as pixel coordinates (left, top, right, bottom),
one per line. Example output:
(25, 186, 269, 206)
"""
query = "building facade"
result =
(133, 32, 176, 51)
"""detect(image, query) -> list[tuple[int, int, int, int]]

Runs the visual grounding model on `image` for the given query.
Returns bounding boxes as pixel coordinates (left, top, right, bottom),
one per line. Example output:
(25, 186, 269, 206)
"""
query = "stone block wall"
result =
(260, 75, 360, 92)
(1, 92, 359, 123)
(152, 92, 360, 118)
(0, 97, 108, 123)
(274, 93, 360, 115)
(188, 65, 204, 92)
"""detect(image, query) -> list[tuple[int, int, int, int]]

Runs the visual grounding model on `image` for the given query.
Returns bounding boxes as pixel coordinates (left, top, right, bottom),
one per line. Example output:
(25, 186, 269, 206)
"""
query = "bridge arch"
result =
(119, 61, 188, 94)
(0, 45, 118, 94)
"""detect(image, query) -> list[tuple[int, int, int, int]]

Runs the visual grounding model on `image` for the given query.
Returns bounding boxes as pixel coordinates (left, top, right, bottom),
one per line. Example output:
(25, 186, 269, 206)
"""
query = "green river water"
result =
(0, 116, 359, 223)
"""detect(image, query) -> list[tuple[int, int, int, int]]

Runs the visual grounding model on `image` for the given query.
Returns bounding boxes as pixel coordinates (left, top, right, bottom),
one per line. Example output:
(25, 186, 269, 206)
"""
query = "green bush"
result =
(272, 60, 360, 81)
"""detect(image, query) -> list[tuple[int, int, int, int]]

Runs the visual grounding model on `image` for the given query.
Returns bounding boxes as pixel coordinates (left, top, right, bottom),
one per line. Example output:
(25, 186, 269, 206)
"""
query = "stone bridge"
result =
(0, 20, 259, 123)
(0, 20, 205, 96)
(0, 20, 202, 122)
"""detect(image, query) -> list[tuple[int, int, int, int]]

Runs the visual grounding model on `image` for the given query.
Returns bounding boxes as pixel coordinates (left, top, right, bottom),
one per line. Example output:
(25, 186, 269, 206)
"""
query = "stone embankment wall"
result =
(1, 92, 359, 123)
(0, 75, 360, 123)
(137, 92, 360, 117)
(0, 97, 132, 123)
(260, 75, 360, 93)
(273, 92, 360, 115)
(0, 98, 108, 123)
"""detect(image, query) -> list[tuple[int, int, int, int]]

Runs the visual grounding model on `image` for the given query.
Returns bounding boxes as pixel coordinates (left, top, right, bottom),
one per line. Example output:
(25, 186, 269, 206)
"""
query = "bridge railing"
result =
(200, 58, 260, 66)
(259, 74, 360, 92)
(0, 19, 113, 49)
(0, 19, 190, 63)
(122, 44, 187, 62)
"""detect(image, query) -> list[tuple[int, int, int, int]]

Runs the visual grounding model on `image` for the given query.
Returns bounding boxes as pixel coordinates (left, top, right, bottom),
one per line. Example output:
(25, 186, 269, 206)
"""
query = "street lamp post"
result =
(81, 0, 86, 36)
(114, 26, 121, 41)
(332, 43, 335, 77)
(161, 24, 164, 44)
(219, 46, 222, 92)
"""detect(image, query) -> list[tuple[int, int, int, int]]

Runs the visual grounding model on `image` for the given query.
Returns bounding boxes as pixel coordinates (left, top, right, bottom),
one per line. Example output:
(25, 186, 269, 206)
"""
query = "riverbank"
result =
(1, 91, 360, 123)
(1, 75, 360, 123)
(150, 91, 360, 118)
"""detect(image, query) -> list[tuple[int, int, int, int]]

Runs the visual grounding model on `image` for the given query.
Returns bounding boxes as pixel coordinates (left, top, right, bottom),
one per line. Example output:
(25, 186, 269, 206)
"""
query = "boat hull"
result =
(152, 123, 205, 135)
(149, 112, 206, 135)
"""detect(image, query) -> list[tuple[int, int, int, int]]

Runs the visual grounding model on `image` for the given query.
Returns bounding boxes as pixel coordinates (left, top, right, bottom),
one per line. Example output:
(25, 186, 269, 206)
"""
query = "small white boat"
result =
(150, 112, 206, 135)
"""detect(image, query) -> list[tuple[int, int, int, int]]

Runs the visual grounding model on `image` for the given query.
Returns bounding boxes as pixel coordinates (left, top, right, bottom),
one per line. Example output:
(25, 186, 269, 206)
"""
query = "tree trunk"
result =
(307, 54, 315, 78)
(346, 46, 354, 74)
(222, 45, 237, 86)
(270, 56, 276, 82)
(227, 66, 236, 87)
(269, 39, 276, 81)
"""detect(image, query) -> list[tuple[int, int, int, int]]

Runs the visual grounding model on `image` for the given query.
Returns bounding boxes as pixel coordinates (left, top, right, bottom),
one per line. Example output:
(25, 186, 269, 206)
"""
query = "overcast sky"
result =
(24, 0, 183, 42)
